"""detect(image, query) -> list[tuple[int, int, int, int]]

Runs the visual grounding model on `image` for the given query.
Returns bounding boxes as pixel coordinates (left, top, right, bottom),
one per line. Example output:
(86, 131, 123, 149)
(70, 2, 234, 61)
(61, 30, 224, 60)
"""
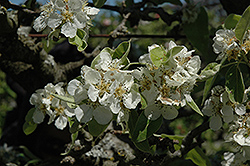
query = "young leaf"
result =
(88, 119, 110, 137)
(113, 40, 131, 59)
(224, 14, 241, 29)
(235, 5, 250, 42)
(23, 121, 37, 135)
(51, 93, 75, 103)
(185, 146, 211, 166)
(157, 134, 184, 151)
(225, 65, 245, 103)
(68, 29, 88, 52)
(25, 108, 35, 122)
(150, 46, 167, 67)
(186, 98, 203, 116)
(200, 62, 221, 81)
(91, 47, 114, 68)
(93, 0, 107, 7)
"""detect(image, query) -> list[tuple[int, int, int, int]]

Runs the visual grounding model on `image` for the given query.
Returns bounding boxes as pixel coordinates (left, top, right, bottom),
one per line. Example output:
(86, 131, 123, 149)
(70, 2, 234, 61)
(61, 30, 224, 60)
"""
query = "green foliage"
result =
(51, 93, 75, 103)
(93, 0, 107, 7)
(224, 14, 241, 29)
(235, 5, 250, 42)
(225, 64, 245, 103)
(68, 29, 88, 52)
(183, 7, 210, 57)
(88, 119, 110, 137)
(128, 110, 162, 154)
(23, 108, 37, 135)
(185, 146, 211, 166)
(159, 134, 184, 151)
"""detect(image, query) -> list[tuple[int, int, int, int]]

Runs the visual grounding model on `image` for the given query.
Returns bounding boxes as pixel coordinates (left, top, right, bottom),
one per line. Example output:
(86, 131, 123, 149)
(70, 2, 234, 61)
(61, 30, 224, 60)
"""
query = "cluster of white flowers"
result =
(67, 51, 141, 125)
(135, 41, 201, 120)
(29, 82, 74, 130)
(33, 0, 99, 38)
(202, 85, 246, 131)
(213, 29, 250, 61)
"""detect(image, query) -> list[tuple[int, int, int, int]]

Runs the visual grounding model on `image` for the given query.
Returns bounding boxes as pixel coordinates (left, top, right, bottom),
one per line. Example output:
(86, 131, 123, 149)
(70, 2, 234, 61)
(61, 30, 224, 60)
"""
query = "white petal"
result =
(84, 69, 101, 85)
(33, 15, 47, 32)
(74, 106, 84, 122)
(55, 115, 68, 130)
(93, 106, 113, 125)
(47, 12, 62, 29)
(162, 106, 178, 120)
(67, 79, 82, 96)
(68, 0, 82, 11)
(33, 109, 45, 124)
(210, 115, 222, 131)
(88, 84, 99, 102)
(86, 7, 100, 15)
(123, 90, 141, 109)
(235, 103, 246, 115)
(61, 21, 77, 38)
(110, 97, 121, 114)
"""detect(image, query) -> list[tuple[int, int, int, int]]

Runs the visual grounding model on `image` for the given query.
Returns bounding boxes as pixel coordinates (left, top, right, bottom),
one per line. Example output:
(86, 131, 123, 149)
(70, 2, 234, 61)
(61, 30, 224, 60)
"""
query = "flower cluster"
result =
(135, 41, 201, 120)
(29, 82, 74, 130)
(202, 85, 246, 131)
(67, 51, 141, 125)
(213, 29, 250, 61)
(33, 0, 99, 38)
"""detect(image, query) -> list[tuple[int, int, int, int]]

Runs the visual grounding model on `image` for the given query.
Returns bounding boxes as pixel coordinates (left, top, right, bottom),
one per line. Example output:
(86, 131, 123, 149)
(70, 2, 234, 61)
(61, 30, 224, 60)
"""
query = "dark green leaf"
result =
(128, 109, 139, 134)
(225, 65, 245, 103)
(158, 134, 184, 151)
(69, 120, 80, 133)
(93, 0, 107, 7)
(224, 14, 241, 29)
(235, 5, 250, 42)
(183, 7, 209, 57)
(202, 75, 217, 105)
(88, 119, 110, 137)
(185, 146, 211, 166)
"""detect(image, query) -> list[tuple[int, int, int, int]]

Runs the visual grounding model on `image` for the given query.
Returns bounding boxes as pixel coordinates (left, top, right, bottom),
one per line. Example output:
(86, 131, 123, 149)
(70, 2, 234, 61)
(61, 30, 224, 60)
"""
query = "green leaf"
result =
(140, 94, 147, 110)
(183, 7, 209, 57)
(187, 98, 203, 116)
(113, 40, 131, 66)
(202, 76, 214, 105)
(164, 46, 184, 65)
(200, 63, 221, 81)
(69, 120, 80, 133)
(225, 65, 245, 103)
(185, 146, 211, 166)
(23, 121, 37, 135)
(128, 111, 160, 154)
(51, 93, 75, 103)
(158, 134, 184, 151)
(137, 116, 163, 142)
(224, 14, 241, 29)
(235, 5, 250, 42)
(68, 29, 87, 52)
(25, 108, 35, 122)
(93, 0, 107, 7)
(128, 109, 139, 134)
(88, 119, 110, 137)
(150, 46, 168, 68)
(91, 47, 114, 68)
